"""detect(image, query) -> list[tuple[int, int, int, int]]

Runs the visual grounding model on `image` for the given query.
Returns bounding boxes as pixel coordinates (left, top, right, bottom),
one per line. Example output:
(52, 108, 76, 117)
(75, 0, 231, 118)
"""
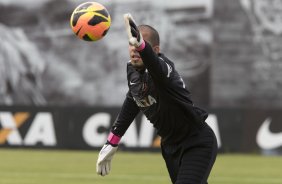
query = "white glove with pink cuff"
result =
(96, 132, 121, 176)
(124, 13, 145, 51)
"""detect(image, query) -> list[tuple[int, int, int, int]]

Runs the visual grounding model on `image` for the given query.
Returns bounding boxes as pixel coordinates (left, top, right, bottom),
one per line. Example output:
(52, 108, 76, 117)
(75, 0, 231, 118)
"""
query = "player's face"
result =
(129, 44, 144, 70)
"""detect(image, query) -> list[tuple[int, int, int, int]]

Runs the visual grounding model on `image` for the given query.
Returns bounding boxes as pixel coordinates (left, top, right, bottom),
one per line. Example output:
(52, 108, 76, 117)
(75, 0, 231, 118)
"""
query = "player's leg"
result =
(161, 144, 181, 183)
(176, 125, 218, 184)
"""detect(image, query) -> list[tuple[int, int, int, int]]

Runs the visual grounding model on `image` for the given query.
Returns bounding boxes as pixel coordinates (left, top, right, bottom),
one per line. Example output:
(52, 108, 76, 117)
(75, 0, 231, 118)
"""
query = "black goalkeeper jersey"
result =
(112, 42, 208, 145)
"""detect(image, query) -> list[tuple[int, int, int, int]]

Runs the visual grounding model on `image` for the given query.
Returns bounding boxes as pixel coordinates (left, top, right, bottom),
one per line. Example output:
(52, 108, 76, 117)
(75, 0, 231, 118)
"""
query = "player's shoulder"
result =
(126, 60, 131, 66)
(126, 60, 134, 70)
(126, 61, 137, 75)
(158, 53, 175, 68)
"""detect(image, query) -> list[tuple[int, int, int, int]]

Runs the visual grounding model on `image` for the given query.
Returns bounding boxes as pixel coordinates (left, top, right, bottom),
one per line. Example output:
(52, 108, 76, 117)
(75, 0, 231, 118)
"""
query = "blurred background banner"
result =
(1, 106, 282, 155)
(0, 0, 282, 154)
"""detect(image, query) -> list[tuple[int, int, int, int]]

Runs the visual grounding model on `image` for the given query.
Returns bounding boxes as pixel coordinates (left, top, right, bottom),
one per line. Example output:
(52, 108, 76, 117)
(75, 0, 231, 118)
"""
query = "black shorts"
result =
(161, 123, 218, 184)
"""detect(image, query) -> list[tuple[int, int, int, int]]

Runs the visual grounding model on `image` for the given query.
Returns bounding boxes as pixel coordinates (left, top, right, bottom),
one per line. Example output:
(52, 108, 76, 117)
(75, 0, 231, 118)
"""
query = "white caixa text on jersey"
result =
(133, 95, 157, 107)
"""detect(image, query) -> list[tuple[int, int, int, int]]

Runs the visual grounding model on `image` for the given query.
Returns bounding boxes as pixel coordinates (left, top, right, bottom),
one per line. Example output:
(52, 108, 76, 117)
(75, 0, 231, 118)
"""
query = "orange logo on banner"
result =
(0, 113, 29, 144)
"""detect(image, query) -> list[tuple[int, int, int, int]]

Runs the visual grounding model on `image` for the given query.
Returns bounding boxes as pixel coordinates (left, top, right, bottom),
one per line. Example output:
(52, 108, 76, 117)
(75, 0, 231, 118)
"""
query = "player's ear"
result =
(153, 45, 160, 54)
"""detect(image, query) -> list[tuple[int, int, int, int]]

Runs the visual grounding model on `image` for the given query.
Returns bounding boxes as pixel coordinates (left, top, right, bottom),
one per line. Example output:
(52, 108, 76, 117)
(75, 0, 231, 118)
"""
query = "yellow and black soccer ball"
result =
(70, 2, 111, 41)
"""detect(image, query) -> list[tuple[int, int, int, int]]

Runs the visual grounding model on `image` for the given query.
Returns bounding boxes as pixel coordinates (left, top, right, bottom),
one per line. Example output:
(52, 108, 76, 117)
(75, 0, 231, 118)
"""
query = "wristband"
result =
(136, 40, 145, 51)
(107, 132, 121, 145)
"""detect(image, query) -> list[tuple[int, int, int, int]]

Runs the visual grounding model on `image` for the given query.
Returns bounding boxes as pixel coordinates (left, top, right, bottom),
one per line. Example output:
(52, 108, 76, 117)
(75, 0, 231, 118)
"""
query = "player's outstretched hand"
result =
(124, 13, 145, 50)
(96, 143, 118, 176)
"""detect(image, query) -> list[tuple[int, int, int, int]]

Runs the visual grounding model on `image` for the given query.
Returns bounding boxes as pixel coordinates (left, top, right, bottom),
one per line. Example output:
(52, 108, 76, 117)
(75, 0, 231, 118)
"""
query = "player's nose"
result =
(129, 44, 136, 51)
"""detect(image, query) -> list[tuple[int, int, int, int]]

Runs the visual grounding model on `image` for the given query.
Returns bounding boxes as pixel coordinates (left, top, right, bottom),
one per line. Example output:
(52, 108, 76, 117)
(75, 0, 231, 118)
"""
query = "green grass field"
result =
(0, 149, 282, 184)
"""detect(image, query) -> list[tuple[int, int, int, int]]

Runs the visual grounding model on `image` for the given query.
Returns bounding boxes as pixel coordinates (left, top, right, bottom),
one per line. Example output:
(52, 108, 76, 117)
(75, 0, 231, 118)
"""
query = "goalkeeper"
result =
(97, 13, 218, 184)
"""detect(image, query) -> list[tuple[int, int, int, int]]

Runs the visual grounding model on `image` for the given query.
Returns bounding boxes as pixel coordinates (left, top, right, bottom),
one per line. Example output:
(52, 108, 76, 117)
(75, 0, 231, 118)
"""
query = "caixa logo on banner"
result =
(82, 112, 157, 148)
(82, 112, 222, 148)
(0, 112, 56, 146)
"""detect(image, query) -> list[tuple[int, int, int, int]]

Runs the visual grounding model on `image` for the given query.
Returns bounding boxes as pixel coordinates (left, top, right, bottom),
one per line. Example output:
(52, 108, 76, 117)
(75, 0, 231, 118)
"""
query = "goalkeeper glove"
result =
(96, 132, 121, 176)
(124, 13, 145, 51)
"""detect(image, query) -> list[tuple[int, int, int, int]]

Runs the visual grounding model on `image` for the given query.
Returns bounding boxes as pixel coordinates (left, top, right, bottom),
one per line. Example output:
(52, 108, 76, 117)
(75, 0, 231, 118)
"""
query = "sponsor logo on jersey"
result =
(133, 95, 157, 107)
(129, 81, 137, 85)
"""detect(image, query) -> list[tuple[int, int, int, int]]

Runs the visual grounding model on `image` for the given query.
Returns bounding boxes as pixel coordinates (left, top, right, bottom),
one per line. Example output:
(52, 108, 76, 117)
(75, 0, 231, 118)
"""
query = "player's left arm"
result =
(139, 43, 173, 84)
(96, 93, 139, 176)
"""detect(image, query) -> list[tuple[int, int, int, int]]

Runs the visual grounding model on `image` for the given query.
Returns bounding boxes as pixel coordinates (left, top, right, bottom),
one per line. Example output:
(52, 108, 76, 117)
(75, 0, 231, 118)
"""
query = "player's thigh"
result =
(176, 134, 217, 183)
(161, 146, 180, 183)
(176, 148, 214, 183)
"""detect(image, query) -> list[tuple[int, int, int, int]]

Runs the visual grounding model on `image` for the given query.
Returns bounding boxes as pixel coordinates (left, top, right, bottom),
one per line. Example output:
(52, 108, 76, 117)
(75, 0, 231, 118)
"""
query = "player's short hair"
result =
(138, 25, 160, 47)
